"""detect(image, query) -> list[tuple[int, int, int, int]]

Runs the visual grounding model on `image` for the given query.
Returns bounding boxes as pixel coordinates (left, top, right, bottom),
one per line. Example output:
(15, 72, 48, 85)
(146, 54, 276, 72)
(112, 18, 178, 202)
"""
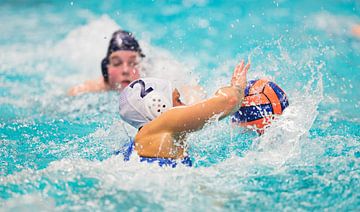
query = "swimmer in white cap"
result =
(118, 60, 250, 166)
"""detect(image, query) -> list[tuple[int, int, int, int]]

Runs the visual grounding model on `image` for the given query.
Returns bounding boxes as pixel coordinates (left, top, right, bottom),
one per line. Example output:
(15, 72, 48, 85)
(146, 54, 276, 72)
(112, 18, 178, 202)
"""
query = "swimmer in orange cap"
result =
(68, 30, 144, 96)
(117, 60, 250, 167)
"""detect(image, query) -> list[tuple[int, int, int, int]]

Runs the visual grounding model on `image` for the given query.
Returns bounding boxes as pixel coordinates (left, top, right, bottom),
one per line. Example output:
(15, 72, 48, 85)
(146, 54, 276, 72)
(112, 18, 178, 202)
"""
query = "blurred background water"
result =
(0, 0, 359, 211)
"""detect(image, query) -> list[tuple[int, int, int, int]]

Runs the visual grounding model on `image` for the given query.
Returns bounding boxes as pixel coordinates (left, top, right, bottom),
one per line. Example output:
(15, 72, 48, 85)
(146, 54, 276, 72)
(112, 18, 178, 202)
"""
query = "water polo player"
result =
(68, 30, 144, 96)
(117, 60, 250, 167)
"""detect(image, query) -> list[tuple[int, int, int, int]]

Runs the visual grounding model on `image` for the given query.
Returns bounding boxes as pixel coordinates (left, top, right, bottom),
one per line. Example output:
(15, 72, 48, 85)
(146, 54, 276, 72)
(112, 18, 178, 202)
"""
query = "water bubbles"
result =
(198, 19, 209, 28)
(1, 2, 359, 211)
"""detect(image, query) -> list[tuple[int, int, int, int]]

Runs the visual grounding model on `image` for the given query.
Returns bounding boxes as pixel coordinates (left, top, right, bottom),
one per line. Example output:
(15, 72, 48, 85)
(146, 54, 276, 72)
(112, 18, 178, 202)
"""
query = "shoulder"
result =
(68, 77, 109, 96)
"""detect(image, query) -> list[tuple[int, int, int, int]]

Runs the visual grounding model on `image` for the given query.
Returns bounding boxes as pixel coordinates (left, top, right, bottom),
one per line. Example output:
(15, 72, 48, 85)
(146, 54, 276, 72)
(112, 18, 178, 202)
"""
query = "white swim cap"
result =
(119, 78, 173, 129)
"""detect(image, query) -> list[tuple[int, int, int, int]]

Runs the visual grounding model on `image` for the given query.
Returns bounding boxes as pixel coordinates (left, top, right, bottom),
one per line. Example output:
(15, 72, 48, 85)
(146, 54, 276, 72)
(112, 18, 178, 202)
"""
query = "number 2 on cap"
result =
(129, 79, 154, 98)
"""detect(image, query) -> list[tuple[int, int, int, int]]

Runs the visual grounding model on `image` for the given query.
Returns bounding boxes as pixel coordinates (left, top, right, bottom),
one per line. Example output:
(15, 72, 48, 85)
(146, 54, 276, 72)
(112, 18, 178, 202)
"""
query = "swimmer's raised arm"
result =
(143, 60, 250, 134)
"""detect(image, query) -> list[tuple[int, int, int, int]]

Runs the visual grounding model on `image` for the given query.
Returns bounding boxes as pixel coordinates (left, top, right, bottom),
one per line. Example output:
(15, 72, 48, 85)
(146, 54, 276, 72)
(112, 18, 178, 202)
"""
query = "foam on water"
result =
(1, 1, 360, 211)
(312, 12, 359, 37)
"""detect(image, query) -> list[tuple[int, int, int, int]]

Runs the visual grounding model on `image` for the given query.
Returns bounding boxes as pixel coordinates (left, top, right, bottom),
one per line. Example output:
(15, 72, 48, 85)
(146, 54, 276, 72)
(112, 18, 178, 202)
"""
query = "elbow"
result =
(67, 86, 82, 96)
(67, 88, 76, 96)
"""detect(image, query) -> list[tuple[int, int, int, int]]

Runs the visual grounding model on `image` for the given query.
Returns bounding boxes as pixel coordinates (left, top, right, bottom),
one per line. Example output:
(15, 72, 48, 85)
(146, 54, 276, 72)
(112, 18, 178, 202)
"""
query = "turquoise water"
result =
(1, 0, 359, 210)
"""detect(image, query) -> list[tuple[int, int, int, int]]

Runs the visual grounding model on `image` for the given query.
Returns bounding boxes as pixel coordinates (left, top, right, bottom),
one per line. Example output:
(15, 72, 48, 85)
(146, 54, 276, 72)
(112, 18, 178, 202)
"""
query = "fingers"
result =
(233, 59, 250, 77)
(232, 60, 244, 79)
(244, 62, 250, 74)
(231, 59, 250, 88)
(241, 62, 250, 86)
(237, 60, 244, 72)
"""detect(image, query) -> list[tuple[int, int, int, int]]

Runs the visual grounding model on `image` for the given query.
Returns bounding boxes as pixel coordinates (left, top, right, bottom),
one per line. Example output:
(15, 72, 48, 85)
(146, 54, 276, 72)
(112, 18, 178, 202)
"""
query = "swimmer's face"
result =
(172, 89, 185, 107)
(107, 50, 141, 90)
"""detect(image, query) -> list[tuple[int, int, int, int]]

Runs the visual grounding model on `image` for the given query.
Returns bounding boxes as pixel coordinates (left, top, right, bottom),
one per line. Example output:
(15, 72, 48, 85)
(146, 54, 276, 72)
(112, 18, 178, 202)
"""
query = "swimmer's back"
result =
(134, 130, 185, 159)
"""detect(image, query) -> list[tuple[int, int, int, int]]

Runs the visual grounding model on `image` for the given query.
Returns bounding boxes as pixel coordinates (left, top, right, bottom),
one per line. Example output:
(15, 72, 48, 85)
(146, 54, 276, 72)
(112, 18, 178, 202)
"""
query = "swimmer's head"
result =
(101, 30, 145, 89)
(119, 78, 184, 129)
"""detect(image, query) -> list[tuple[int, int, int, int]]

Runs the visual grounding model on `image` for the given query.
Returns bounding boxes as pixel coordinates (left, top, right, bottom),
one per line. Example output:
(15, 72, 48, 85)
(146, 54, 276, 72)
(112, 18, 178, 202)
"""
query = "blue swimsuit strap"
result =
(117, 139, 192, 168)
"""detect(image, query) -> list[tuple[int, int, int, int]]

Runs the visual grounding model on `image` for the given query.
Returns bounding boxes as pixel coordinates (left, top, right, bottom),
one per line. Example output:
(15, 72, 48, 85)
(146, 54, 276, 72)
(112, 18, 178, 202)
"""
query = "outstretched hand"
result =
(231, 60, 250, 91)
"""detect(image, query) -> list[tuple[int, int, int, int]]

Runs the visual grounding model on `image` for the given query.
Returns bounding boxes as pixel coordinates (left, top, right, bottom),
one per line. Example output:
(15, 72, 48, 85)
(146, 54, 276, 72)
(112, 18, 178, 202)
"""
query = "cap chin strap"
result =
(143, 92, 172, 120)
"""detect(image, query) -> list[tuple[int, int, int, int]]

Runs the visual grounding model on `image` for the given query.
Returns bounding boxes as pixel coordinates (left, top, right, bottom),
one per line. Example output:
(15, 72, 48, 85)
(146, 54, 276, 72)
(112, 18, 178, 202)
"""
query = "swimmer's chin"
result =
(121, 80, 131, 88)
(110, 81, 131, 90)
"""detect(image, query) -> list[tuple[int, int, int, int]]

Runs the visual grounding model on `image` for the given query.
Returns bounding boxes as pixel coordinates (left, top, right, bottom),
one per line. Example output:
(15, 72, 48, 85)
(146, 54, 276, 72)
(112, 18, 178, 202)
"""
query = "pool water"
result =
(1, 0, 359, 211)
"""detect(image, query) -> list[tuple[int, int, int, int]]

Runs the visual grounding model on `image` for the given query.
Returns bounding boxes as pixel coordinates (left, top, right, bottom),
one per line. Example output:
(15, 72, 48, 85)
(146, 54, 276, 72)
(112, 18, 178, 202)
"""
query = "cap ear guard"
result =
(101, 58, 109, 82)
(143, 92, 172, 120)
(119, 78, 173, 129)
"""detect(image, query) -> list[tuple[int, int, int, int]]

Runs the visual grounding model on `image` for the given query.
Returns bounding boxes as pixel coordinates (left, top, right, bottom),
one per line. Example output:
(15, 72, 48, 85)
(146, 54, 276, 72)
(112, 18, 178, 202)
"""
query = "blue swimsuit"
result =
(114, 139, 192, 168)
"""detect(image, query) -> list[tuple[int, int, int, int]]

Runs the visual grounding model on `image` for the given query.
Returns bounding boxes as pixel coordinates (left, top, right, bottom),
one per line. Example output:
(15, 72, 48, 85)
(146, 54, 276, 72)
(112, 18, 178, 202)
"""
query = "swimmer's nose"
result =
(122, 65, 130, 75)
